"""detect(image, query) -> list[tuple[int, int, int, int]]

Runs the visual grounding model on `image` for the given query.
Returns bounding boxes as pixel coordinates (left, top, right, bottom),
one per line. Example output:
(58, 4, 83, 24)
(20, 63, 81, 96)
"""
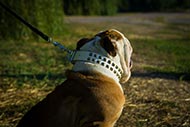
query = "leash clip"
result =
(51, 40, 76, 63)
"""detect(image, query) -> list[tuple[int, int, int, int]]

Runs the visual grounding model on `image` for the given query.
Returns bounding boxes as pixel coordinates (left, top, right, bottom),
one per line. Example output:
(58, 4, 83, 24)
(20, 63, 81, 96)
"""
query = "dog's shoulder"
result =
(65, 70, 118, 87)
(63, 70, 125, 101)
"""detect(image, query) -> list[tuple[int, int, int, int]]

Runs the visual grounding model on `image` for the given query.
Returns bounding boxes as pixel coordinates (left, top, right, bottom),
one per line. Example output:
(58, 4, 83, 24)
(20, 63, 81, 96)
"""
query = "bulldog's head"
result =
(76, 29, 133, 83)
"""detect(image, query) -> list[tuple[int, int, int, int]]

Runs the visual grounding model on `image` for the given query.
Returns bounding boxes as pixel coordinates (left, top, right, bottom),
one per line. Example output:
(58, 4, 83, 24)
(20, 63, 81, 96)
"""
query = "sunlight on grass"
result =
(132, 38, 190, 74)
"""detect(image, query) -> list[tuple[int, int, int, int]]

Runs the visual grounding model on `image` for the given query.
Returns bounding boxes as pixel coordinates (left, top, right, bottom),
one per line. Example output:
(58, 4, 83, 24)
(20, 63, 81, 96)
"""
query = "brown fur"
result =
(76, 30, 123, 57)
(76, 38, 91, 50)
(17, 71, 125, 127)
(96, 30, 123, 41)
(97, 30, 123, 57)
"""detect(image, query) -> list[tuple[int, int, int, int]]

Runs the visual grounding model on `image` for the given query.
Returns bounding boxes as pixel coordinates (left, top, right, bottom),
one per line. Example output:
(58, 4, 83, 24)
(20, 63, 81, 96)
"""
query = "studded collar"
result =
(71, 51, 123, 80)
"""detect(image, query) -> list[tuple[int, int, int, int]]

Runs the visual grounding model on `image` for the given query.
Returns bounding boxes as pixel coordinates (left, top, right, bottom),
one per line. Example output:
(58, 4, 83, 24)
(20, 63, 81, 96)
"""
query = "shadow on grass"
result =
(0, 73, 66, 80)
(1, 71, 190, 82)
(132, 71, 190, 81)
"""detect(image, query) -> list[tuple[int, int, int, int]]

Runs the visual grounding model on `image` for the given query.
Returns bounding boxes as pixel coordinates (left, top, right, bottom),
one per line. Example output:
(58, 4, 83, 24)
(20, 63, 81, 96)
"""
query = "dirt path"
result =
(65, 13, 190, 25)
(116, 77, 190, 127)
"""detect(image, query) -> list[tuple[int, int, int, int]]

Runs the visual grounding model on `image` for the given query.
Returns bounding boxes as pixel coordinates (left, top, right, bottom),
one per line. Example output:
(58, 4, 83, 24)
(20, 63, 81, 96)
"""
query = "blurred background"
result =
(0, 0, 190, 127)
(0, 0, 190, 40)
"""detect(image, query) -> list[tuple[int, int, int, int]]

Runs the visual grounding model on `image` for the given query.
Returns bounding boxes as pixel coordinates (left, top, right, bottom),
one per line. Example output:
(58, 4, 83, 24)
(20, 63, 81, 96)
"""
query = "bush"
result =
(63, 0, 119, 15)
(119, 0, 190, 12)
(0, 0, 64, 40)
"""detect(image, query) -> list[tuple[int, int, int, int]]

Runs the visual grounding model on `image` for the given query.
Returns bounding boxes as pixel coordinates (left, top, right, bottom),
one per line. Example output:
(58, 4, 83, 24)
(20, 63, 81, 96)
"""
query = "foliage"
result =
(0, 0, 64, 40)
(63, 0, 190, 15)
(63, 0, 119, 15)
(120, 0, 190, 12)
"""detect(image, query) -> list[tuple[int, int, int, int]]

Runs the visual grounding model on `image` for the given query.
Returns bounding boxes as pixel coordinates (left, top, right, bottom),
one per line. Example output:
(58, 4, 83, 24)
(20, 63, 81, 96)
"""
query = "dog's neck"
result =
(72, 37, 123, 92)
(72, 61, 123, 93)
(73, 61, 120, 82)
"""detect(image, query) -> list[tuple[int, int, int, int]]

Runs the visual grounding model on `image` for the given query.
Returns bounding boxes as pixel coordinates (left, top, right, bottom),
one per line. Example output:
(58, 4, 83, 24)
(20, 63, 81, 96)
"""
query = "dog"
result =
(17, 29, 133, 127)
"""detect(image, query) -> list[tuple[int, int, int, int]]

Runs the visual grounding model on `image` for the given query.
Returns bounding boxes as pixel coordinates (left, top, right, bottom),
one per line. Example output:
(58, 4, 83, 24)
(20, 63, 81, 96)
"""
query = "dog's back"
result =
(17, 71, 125, 127)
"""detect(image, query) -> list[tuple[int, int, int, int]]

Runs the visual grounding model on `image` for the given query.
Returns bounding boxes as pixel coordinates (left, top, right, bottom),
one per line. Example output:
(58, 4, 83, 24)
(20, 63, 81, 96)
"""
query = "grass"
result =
(0, 13, 190, 127)
(133, 38, 190, 74)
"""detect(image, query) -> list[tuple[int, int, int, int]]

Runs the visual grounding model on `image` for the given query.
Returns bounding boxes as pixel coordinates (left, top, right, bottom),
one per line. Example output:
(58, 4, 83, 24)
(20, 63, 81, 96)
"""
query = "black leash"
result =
(0, 1, 73, 58)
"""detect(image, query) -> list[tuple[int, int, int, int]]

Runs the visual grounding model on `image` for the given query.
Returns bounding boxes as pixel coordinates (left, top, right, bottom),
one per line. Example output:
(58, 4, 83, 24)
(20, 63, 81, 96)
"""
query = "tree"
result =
(0, 0, 64, 40)
(118, 0, 129, 12)
(63, 0, 119, 15)
(101, 0, 119, 15)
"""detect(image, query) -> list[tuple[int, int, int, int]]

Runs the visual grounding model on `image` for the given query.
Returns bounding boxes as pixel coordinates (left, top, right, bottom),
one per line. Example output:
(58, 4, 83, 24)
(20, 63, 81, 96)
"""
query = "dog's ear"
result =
(76, 38, 90, 50)
(100, 36, 117, 57)
(97, 30, 122, 57)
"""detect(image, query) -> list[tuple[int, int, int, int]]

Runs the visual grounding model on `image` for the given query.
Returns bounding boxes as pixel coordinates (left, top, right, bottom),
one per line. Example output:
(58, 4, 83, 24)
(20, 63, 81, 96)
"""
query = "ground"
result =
(0, 13, 190, 127)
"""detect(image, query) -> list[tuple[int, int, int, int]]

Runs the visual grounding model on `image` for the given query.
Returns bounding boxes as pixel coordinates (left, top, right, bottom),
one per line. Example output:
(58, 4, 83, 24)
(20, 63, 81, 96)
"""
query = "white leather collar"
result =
(71, 51, 123, 82)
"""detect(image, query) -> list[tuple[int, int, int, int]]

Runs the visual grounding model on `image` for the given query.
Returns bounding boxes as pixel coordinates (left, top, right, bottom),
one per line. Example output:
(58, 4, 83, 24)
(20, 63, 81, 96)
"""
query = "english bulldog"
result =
(17, 29, 133, 127)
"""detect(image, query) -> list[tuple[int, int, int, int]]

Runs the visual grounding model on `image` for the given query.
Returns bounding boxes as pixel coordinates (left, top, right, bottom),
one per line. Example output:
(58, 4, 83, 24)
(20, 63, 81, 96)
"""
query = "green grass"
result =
(0, 13, 190, 126)
(133, 38, 190, 74)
